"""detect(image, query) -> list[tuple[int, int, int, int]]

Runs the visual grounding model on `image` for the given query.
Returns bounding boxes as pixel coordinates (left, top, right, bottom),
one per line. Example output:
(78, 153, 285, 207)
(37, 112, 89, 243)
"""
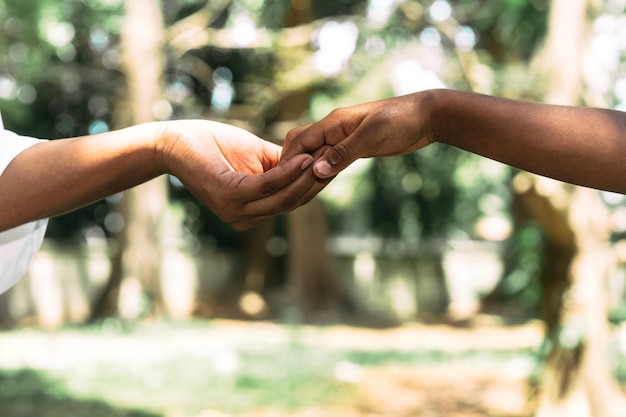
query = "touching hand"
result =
(160, 120, 318, 230)
(281, 93, 436, 179)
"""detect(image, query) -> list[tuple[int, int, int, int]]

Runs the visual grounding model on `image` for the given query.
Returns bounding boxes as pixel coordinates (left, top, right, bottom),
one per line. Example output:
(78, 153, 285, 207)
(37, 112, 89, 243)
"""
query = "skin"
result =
(5, 89, 624, 234)
(282, 89, 626, 195)
(0, 120, 321, 232)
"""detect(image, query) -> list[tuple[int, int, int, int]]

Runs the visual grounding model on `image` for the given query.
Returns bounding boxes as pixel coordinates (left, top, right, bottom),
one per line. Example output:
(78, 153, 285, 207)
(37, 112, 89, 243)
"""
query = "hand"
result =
(281, 93, 436, 179)
(160, 120, 319, 230)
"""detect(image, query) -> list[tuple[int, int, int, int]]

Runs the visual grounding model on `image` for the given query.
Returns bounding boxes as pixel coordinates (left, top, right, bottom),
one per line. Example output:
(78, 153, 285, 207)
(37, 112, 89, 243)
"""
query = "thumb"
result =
(312, 142, 356, 178)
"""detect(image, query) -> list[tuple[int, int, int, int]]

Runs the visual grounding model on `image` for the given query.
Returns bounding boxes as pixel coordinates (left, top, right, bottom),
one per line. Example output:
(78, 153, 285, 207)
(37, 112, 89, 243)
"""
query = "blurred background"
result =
(1, 0, 626, 415)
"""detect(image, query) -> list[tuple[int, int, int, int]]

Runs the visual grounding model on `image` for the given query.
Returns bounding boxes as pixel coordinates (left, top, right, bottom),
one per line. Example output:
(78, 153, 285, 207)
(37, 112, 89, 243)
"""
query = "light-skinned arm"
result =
(282, 89, 626, 194)
(0, 120, 318, 232)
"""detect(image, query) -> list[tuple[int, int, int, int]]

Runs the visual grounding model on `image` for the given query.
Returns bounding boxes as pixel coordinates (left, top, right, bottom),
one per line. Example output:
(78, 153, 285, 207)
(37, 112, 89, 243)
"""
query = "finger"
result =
(234, 152, 315, 201)
(271, 147, 330, 208)
(229, 176, 329, 231)
(280, 122, 328, 162)
(292, 176, 333, 207)
(242, 158, 323, 218)
(310, 136, 361, 179)
(213, 153, 317, 230)
(283, 117, 373, 179)
(282, 123, 313, 161)
(227, 170, 332, 231)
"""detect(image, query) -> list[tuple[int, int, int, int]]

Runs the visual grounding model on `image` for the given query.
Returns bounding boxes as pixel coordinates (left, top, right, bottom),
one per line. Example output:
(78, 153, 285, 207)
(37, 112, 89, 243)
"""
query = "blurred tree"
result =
(521, 0, 624, 415)
(91, 0, 168, 320)
(280, 0, 344, 320)
(162, 0, 355, 320)
(137, 0, 550, 320)
(5, 1, 623, 349)
(0, 0, 124, 241)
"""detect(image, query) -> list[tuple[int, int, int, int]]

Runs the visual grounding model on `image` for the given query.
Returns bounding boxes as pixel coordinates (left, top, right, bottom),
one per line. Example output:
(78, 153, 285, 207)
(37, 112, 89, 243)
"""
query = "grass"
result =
(57, 345, 357, 414)
(0, 369, 160, 417)
(0, 319, 553, 417)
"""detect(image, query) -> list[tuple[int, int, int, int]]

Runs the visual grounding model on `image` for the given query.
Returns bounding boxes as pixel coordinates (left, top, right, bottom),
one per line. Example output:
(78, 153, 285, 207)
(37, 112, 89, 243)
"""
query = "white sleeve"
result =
(0, 126, 49, 294)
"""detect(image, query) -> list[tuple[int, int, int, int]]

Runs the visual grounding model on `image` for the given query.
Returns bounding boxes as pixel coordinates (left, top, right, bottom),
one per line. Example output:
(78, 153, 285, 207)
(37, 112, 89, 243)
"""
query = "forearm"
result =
(0, 123, 165, 232)
(431, 89, 626, 193)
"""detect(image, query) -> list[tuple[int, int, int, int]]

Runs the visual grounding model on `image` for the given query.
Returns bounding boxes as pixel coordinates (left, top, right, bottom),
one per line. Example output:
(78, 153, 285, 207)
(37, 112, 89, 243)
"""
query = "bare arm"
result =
(282, 89, 626, 194)
(434, 90, 626, 193)
(0, 120, 317, 232)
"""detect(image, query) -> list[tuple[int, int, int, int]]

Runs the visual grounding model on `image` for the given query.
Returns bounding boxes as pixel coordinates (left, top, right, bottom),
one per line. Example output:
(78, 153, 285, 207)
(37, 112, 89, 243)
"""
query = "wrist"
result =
(152, 121, 181, 176)
(420, 88, 453, 146)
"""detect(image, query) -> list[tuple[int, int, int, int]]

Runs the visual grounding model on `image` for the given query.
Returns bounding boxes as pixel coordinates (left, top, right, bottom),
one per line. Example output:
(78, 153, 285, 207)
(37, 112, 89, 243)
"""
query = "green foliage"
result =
(311, 0, 367, 20)
(0, 0, 124, 241)
(0, 369, 159, 417)
(364, 148, 460, 239)
(0, 0, 550, 247)
(455, 0, 549, 61)
(492, 223, 545, 312)
(303, 0, 547, 242)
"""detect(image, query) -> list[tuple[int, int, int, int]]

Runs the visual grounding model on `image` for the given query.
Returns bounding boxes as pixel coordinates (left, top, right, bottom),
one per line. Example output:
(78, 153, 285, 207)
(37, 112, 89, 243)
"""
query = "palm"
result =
(162, 119, 320, 230)
(204, 122, 280, 175)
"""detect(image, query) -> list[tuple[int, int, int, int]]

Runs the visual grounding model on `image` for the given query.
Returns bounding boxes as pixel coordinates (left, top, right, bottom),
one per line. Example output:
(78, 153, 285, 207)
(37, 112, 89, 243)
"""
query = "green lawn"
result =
(0, 319, 570, 417)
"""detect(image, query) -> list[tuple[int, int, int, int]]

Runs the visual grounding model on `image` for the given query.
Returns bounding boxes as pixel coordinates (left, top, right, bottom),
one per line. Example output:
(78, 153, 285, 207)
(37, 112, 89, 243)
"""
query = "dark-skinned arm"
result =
(282, 89, 626, 194)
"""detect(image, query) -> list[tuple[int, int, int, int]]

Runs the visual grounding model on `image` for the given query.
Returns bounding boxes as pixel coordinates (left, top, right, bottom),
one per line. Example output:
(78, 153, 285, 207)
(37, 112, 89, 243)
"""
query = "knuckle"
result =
(298, 193, 316, 207)
(284, 127, 298, 145)
(268, 194, 301, 216)
(261, 181, 281, 198)
(331, 142, 351, 164)
(328, 107, 347, 118)
(284, 124, 311, 146)
(279, 194, 301, 212)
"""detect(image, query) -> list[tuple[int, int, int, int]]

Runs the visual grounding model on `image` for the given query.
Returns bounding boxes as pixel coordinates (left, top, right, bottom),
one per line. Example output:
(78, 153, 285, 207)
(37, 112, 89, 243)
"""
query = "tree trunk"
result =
(232, 0, 343, 320)
(279, 0, 343, 320)
(533, 186, 620, 417)
(91, 0, 168, 320)
(522, 0, 624, 414)
(287, 199, 342, 319)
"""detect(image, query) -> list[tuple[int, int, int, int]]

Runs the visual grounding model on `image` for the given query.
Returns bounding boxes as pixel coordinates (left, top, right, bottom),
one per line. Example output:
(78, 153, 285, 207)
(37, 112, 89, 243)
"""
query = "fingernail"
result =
(314, 160, 332, 177)
(301, 156, 314, 170)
